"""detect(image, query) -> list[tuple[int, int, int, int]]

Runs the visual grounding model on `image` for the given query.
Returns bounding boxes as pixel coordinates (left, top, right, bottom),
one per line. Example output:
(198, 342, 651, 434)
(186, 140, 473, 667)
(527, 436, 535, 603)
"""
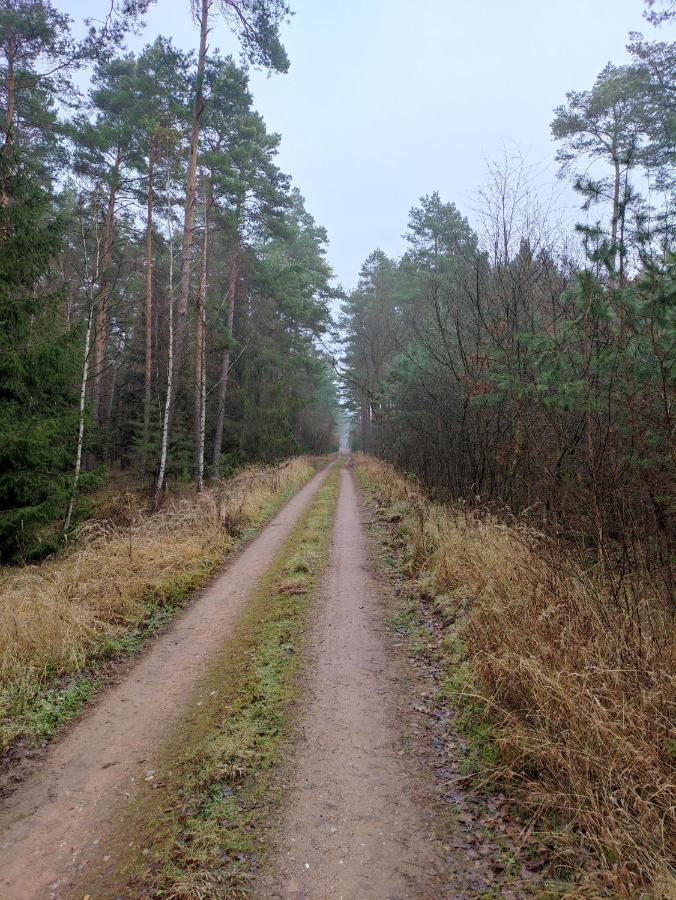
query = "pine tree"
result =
(155, 0, 291, 505)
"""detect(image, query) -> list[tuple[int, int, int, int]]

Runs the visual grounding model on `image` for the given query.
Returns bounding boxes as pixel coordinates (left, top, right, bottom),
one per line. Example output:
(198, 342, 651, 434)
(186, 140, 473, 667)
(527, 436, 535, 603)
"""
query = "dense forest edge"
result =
(0, 0, 674, 897)
(0, 0, 339, 565)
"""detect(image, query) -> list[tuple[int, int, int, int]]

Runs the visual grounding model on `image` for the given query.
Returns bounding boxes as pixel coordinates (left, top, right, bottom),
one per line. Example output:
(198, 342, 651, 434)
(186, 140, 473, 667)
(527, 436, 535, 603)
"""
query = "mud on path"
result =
(257, 465, 458, 899)
(0, 465, 331, 900)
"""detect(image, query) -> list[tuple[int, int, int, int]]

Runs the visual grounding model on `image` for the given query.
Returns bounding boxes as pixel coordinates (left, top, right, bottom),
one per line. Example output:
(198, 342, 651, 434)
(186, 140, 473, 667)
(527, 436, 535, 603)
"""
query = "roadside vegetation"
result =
(357, 455, 674, 897)
(0, 457, 318, 753)
(340, 17, 674, 687)
(342, 12, 674, 895)
(101, 466, 340, 899)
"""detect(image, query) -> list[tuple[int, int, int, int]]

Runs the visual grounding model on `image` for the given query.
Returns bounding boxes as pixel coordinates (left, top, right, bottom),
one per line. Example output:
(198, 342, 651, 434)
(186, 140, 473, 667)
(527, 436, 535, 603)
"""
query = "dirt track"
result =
(0, 462, 480, 900)
(0, 466, 330, 900)
(257, 465, 451, 899)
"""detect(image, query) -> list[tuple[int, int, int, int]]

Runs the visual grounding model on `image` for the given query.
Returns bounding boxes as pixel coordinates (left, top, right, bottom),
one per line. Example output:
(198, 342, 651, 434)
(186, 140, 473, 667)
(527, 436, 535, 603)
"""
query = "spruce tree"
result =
(0, 152, 80, 561)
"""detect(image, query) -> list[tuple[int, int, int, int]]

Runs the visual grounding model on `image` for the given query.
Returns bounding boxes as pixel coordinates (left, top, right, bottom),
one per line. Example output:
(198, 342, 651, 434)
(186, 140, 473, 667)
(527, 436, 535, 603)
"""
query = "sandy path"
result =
(258, 465, 449, 899)
(0, 466, 331, 900)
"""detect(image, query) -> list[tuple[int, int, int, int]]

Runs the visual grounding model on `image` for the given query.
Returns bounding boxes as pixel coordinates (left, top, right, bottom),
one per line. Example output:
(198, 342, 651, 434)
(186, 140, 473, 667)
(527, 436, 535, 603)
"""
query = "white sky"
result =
(62, 0, 658, 288)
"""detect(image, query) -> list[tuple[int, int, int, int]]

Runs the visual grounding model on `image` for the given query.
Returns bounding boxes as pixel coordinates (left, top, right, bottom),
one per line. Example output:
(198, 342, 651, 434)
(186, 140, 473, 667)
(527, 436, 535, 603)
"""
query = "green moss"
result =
(387, 597, 419, 635)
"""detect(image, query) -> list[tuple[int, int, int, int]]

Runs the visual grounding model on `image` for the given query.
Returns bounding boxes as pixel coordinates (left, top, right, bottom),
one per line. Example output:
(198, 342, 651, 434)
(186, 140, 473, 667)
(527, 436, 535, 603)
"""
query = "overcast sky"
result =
(63, 0, 653, 288)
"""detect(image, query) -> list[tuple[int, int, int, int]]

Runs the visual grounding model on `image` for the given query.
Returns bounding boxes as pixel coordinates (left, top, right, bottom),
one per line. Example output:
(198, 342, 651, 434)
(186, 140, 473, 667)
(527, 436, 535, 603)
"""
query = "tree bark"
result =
(142, 145, 155, 475)
(64, 218, 97, 535)
(194, 184, 210, 491)
(64, 298, 93, 535)
(92, 149, 122, 429)
(212, 243, 238, 476)
(1, 32, 16, 209)
(360, 398, 371, 454)
(167, 0, 210, 435)
(153, 195, 175, 512)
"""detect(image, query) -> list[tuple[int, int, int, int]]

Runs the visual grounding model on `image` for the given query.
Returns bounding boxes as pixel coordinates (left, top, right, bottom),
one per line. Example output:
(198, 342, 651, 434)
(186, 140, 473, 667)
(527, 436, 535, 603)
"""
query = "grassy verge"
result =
(356, 454, 675, 898)
(96, 464, 340, 899)
(0, 458, 320, 752)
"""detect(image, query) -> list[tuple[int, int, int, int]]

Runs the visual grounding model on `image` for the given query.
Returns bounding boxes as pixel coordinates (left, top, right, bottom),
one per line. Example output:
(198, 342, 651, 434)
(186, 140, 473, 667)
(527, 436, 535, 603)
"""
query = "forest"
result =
(342, 41, 674, 608)
(0, 0, 338, 562)
(0, 1, 674, 898)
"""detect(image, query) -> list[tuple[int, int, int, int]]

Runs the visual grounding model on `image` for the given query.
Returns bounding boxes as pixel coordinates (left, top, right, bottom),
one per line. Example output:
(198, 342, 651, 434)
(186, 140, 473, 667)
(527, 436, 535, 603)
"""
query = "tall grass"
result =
(357, 455, 675, 896)
(0, 458, 317, 750)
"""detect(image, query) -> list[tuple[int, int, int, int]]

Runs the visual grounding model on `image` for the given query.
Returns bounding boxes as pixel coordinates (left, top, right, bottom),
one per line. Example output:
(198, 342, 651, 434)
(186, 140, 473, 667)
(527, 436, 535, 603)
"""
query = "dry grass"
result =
(0, 458, 317, 750)
(357, 454, 675, 896)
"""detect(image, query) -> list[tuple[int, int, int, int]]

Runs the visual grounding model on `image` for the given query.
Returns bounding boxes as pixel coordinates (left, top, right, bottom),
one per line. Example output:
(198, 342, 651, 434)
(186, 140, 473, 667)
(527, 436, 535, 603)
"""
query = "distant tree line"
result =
(0, 0, 339, 561)
(341, 20, 674, 602)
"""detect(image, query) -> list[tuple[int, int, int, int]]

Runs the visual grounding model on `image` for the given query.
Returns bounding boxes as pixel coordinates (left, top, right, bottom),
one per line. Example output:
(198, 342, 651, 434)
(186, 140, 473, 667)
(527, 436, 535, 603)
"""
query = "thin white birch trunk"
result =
(142, 145, 155, 476)
(153, 180, 176, 512)
(64, 217, 98, 536)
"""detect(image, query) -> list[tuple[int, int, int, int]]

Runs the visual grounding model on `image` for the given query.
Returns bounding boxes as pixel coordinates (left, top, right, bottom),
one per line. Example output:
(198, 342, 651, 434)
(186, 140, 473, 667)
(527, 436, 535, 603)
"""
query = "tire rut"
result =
(0, 465, 331, 900)
(257, 465, 453, 899)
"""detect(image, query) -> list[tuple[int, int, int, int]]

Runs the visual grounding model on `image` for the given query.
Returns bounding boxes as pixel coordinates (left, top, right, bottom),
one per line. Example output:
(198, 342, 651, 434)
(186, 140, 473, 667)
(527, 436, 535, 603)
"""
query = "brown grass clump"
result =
(0, 458, 316, 749)
(357, 454, 675, 896)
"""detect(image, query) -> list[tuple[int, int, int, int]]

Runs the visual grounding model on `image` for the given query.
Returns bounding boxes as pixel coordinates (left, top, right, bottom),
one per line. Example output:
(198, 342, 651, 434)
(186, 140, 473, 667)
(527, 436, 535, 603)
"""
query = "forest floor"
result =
(0, 457, 542, 900)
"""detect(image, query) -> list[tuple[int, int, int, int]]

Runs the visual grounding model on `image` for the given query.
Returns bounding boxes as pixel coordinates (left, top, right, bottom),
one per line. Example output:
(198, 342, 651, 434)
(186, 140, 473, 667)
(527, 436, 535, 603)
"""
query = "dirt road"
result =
(0, 466, 330, 900)
(257, 465, 451, 899)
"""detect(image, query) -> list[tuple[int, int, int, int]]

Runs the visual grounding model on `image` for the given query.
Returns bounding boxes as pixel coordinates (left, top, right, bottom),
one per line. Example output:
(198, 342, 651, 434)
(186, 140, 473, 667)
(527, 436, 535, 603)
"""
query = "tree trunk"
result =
(92, 150, 122, 429)
(610, 156, 621, 279)
(153, 174, 177, 512)
(64, 298, 94, 536)
(167, 0, 210, 435)
(1, 34, 16, 209)
(64, 218, 97, 535)
(360, 398, 371, 453)
(4, 35, 15, 148)
(212, 244, 238, 476)
(142, 146, 155, 475)
(194, 184, 209, 491)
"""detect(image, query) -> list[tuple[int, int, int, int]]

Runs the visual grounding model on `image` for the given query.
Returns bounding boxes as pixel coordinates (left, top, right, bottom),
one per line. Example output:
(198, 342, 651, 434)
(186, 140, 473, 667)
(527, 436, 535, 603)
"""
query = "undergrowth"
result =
(0, 458, 319, 752)
(356, 454, 675, 898)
